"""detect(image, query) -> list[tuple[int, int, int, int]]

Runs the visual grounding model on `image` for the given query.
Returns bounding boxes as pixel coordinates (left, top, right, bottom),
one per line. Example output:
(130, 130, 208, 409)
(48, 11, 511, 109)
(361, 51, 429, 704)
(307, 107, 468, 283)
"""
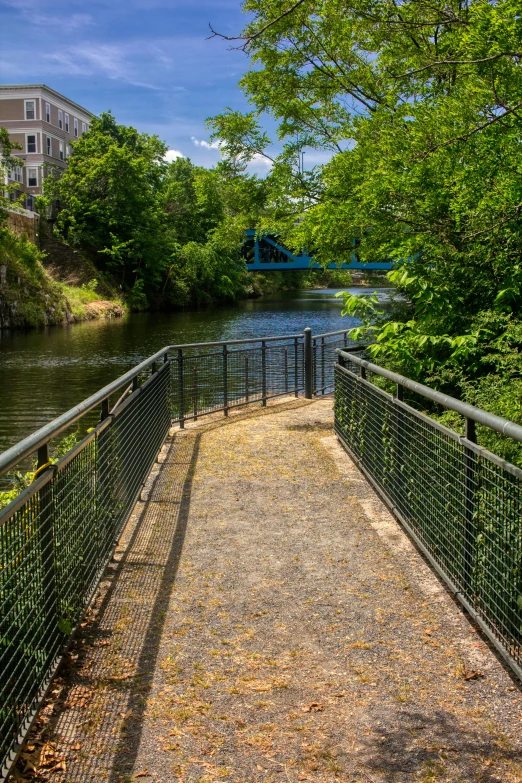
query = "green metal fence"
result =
(0, 353, 171, 781)
(3, 328, 522, 779)
(335, 350, 522, 682)
(0, 328, 357, 781)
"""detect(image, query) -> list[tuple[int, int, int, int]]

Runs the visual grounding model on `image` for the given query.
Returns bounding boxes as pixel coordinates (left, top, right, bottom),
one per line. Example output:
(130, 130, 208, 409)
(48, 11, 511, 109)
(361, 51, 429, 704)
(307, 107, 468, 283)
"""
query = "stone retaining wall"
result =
(6, 209, 40, 245)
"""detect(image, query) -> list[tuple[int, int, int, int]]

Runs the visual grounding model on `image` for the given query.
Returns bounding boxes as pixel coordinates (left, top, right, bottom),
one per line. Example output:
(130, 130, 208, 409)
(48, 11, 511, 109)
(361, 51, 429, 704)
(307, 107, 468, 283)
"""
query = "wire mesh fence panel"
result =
(0, 363, 171, 780)
(170, 338, 305, 424)
(312, 333, 361, 395)
(0, 479, 55, 780)
(334, 362, 522, 674)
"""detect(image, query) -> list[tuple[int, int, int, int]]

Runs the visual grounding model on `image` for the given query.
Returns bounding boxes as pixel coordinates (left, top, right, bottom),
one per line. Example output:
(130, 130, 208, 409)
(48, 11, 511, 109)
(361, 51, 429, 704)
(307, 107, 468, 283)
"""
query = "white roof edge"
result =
(0, 84, 95, 118)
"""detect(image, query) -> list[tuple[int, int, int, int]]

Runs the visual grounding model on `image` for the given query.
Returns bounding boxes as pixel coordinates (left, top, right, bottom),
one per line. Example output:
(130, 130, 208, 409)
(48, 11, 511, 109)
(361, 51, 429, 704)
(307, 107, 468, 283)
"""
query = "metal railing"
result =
(0, 327, 357, 781)
(169, 329, 360, 426)
(335, 350, 522, 682)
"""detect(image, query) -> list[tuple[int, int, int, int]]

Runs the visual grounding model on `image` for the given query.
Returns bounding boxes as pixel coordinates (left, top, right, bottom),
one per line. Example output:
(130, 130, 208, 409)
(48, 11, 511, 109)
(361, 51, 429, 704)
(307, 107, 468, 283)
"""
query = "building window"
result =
(46, 136, 52, 156)
(13, 166, 23, 183)
(74, 119, 78, 137)
(59, 142, 64, 161)
(65, 113, 69, 133)
(82, 122, 87, 134)
(27, 135, 37, 153)
(67, 144, 72, 157)
(25, 100, 35, 120)
(26, 195, 34, 211)
(58, 110, 63, 129)
(45, 102, 50, 123)
(27, 168, 38, 187)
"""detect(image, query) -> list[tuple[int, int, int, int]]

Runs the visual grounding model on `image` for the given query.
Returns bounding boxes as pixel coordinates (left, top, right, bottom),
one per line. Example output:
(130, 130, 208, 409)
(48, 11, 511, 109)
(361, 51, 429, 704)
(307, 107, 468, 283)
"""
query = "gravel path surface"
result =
(17, 398, 522, 783)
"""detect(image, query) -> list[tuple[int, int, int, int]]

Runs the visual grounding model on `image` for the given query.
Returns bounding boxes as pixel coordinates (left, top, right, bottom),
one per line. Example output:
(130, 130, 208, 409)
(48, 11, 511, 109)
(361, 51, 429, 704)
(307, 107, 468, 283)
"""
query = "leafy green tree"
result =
(0, 128, 25, 222)
(44, 112, 169, 306)
(44, 113, 274, 309)
(161, 158, 267, 306)
(210, 0, 522, 409)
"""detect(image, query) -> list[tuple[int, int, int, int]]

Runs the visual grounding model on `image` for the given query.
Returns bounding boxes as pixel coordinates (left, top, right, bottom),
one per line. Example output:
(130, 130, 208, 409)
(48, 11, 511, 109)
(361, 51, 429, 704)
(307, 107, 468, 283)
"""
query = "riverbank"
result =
(0, 229, 125, 329)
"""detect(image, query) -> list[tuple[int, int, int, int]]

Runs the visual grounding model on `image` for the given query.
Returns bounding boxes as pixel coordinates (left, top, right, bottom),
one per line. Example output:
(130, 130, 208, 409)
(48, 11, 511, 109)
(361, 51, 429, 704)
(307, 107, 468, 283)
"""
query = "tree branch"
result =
(207, 0, 308, 51)
(390, 52, 522, 81)
(416, 100, 522, 157)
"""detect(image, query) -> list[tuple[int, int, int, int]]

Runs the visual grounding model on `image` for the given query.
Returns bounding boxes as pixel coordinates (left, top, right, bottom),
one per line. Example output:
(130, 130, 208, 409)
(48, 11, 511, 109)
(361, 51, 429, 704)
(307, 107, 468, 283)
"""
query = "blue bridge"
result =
(243, 229, 393, 271)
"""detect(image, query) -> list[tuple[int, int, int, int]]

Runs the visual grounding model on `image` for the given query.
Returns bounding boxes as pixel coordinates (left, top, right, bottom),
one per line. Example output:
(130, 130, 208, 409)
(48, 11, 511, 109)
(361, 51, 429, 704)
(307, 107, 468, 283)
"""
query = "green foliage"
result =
(209, 0, 522, 449)
(0, 431, 82, 511)
(0, 128, 25, 223)
(44, 112, 169, 298)
(302, 269, 353, 288)
(44, 114, 275, 309)
(0, 227, 70, 327)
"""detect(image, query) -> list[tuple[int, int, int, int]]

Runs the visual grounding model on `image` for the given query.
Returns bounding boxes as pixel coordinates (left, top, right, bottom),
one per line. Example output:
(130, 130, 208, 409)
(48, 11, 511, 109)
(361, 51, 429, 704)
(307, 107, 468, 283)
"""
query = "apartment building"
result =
(0, 84, 93, 210)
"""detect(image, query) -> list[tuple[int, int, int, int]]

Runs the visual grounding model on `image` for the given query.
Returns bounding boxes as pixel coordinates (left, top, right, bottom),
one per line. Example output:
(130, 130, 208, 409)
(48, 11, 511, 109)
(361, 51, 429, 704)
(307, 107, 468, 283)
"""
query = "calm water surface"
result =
(0, 288, 382, 452)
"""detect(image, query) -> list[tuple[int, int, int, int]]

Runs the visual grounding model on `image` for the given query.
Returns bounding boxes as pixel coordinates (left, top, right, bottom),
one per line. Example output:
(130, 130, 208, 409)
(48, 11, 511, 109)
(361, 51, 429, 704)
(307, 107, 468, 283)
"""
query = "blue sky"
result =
(0, 0, 279, 170)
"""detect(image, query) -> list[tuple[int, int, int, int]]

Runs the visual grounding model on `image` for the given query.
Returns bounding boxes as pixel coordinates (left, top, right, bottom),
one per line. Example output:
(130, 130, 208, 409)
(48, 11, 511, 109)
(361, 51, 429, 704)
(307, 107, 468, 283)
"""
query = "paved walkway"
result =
(19, 399, 522, 783)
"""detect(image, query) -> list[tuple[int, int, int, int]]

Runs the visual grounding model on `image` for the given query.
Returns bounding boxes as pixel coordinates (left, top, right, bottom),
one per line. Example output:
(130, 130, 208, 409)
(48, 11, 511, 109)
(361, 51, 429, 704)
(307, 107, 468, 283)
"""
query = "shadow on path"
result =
(35, 429, 201, 782)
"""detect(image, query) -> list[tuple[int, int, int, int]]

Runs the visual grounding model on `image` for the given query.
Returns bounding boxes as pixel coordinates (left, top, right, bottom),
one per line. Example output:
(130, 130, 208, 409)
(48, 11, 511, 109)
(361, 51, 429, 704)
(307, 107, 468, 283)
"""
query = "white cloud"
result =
(250, 153, 273, 168)
(164, 149, 184, 162)
(191, 136, 221, 150)
(5, 1, 93, 32)
(44, 43, 163, 90)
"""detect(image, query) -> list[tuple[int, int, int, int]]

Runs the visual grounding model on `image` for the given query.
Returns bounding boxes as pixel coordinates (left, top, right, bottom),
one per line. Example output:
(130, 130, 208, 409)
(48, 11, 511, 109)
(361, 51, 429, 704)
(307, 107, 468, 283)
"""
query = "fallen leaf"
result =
(464, 669, 483, 681)
(332, 692, 346, 698)
(256, 765, 264, 771)
(424, 628, 432, 636)
(298, 776, 308, 781)
(302, 703, 324, 713)
(134, 772, 149, 779)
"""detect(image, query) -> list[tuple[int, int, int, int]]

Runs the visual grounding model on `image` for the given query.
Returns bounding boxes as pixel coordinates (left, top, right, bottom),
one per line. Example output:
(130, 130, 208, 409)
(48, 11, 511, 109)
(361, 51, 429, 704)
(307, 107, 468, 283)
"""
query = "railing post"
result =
(261, 341, 267, 406)
(304, 328, 313, 399)
(193, 366, 198, 422)
(178, 348, 184, 429)
(100, 397, 109, 421)
(284, 347, 289, 394)
(463, 417, 477, 590)
(313, 337, 317, 395)
(132, 374, 139, 392)
(321, 336, 325, 395)
(37, 443, 57, 652)
(294, 337, 299, 397)
(223, 345, 229, 416)
(395, 383, 405, 509)
(245, 355, 249, 403)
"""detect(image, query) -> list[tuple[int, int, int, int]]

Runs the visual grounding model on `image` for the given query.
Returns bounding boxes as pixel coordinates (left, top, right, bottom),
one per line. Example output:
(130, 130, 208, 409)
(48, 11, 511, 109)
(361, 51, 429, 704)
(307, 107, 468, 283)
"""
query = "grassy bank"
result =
(0, 228, 125, 328)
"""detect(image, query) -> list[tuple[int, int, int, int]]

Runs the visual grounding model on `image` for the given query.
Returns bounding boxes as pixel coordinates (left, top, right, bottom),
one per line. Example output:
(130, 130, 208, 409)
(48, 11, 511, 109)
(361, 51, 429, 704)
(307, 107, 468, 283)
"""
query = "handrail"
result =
(0, 346, 169, 476)
(337, 349, 522, 443)
(0, 329, 358, 478)
(313, 328, 352, 340)
(166, 333, 303, 350)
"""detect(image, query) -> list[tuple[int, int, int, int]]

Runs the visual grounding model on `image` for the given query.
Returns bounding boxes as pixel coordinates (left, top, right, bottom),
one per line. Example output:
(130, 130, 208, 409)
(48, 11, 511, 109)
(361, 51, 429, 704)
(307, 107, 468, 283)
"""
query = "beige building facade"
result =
(0, 84, 93, 210)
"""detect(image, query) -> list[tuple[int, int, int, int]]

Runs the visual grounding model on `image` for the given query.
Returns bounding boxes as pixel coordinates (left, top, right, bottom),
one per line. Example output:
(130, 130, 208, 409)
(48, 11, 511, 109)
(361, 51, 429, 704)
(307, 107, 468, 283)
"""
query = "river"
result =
(0, 288, 381, 452)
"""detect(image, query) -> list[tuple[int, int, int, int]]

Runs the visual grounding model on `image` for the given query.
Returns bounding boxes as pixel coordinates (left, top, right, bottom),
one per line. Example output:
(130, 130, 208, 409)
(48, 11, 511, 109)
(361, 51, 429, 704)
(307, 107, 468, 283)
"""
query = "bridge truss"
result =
(243, 229, 393, 272)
